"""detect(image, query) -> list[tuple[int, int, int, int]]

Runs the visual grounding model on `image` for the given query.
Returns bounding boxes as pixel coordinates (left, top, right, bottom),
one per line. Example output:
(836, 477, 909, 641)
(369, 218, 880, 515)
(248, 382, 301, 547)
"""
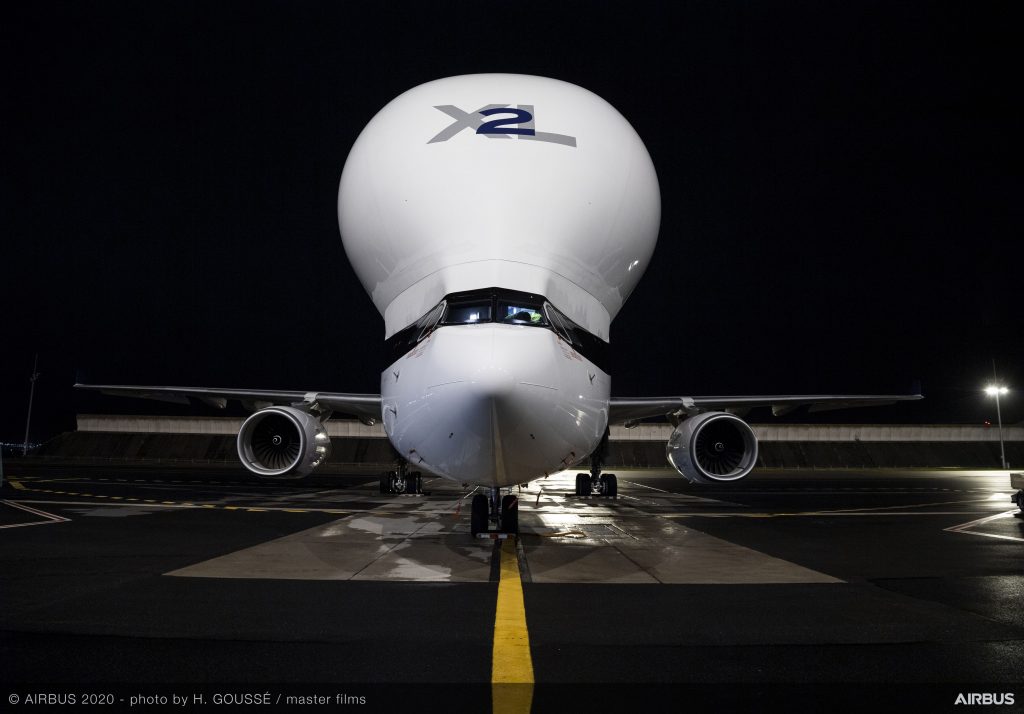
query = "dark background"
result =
(3, 1, 1020, 446)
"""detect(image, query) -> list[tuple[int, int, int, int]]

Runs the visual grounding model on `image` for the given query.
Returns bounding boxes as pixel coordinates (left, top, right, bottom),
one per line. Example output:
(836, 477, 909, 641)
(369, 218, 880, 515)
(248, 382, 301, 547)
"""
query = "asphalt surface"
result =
(1, 464, 1021, 712)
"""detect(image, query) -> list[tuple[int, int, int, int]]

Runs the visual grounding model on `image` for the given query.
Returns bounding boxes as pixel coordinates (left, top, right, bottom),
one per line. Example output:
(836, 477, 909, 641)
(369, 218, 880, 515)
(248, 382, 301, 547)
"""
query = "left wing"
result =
(75, 384, 382, 425)
(609, 394, 923, 425)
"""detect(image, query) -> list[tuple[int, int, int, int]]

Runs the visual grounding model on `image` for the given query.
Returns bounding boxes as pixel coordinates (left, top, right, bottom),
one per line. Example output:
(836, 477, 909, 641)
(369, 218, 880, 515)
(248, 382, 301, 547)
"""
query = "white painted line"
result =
(619, 480, 745, 507)
(620, 479, 672, 493)
(945, 511, 1015, 530)
(950, 531, 1024, 543)
(10, 499, 368, 516)
(661, 511, 995, 518)
(817, 499, 994, 515)
(944, 510, 1024, 542)
(0, 500, 70, 529)
(14, 499, 194, 509)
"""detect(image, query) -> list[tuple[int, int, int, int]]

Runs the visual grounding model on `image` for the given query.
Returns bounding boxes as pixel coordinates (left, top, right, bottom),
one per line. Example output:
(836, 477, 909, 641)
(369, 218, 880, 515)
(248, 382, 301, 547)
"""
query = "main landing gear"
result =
(576, 429, 617, 499)
(379, 461, 423, 495)
(470, 487, 519, 537)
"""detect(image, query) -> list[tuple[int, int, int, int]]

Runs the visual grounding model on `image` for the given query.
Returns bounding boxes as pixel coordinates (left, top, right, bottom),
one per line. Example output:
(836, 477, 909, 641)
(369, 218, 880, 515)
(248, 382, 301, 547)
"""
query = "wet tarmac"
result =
(1, 465, 1021, 712)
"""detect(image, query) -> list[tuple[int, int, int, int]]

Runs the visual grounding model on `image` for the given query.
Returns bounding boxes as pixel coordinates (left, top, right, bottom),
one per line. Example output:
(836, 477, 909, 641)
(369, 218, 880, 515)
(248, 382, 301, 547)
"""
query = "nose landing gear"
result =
(575, 429, 617, 498)
(379, 461, 423, 495)
(470, 487, 520, 537)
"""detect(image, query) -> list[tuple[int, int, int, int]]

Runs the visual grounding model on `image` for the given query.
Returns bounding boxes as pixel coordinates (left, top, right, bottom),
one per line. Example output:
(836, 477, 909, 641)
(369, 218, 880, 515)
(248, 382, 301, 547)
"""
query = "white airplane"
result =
(77, 74, 920, 536)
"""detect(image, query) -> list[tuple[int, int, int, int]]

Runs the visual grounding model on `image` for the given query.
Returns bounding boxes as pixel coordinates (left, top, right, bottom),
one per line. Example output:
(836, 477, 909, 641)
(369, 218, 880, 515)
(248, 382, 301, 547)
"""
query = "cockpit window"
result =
(443, 302, 492, 324)
(543, 302, 576, 345)
(498, 303, 547, 325)
(416, 301, 446, 342)
(387, 287, 607, 370)
(441, 290, 547, 327)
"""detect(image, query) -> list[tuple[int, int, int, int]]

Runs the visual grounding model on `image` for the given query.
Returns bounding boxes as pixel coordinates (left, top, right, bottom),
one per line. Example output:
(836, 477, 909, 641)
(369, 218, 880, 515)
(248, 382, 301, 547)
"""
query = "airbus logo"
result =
(428, 105, 577, 147)
(954, 693, 1015, 705)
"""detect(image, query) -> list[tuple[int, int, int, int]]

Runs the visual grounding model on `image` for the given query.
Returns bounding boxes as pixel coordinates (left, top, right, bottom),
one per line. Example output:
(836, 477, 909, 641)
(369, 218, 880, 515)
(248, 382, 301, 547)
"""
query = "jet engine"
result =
(236, 407, 332, 478)
(666, 412, 759, 485)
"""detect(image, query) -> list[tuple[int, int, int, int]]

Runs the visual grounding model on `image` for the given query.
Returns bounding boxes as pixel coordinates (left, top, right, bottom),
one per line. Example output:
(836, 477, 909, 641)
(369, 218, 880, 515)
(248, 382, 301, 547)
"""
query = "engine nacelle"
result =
(666, 412, 759, 485)
(237, 406, 332, 478)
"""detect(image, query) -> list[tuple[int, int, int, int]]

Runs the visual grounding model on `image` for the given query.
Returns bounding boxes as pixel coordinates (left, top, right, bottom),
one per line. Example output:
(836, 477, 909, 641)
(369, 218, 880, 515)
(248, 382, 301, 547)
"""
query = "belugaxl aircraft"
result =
(78, 74, 920, 537)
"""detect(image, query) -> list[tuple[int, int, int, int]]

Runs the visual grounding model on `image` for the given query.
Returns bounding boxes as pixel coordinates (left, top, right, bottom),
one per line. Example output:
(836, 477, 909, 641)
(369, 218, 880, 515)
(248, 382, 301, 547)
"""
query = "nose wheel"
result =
(500, 494, 519, 533)
(575, 429, 616, 498)
(469, 488, 519, 537)
(470, 494, 489, 535)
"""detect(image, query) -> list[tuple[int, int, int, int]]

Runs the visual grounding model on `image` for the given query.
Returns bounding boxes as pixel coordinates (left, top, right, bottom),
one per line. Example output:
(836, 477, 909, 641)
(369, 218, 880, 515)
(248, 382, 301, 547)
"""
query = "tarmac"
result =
(1, 464, 1021, 712)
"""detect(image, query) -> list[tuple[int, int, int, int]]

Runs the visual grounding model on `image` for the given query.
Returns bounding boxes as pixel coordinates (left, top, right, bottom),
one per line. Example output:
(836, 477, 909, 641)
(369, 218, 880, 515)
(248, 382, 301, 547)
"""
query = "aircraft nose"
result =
(383, 323, 604, 487)
(471, 362, 517, 401)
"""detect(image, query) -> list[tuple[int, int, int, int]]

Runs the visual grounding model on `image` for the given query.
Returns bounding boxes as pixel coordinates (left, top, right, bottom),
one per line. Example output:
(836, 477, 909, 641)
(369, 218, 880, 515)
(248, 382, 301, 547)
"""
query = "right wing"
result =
(74, 384, 382, 425)
(609, 393, 923, 425)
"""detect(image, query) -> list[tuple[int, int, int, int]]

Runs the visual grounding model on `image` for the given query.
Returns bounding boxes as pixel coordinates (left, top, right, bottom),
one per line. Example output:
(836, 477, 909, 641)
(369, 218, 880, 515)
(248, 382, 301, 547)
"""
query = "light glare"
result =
(985, 385, 1009, 396)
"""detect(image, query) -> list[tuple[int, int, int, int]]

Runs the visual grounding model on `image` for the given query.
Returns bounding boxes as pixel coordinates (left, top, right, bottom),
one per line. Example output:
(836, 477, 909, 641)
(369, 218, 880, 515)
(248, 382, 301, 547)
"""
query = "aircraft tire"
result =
(604, 474, 618, 499)
(500, 494, 519, 534)
(388, 471, 405, 494)
(379, 473, 390, 494)
(471, 494, 489, 536)
(575, 473, 589, 497)
(407, 473, 422, 494)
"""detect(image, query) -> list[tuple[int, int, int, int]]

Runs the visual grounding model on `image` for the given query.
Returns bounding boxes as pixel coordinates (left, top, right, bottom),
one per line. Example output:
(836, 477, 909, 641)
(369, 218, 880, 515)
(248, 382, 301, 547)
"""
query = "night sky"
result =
(3, 1, 1020, 445)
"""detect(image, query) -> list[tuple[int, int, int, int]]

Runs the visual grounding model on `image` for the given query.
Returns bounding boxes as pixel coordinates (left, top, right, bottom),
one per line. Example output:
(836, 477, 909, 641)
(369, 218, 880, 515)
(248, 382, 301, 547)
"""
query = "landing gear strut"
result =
(576, 429, 617, 498)
(379, 461, 422, 495)
(1012, 473, 1023, 518)
(470, 486, 519, 537)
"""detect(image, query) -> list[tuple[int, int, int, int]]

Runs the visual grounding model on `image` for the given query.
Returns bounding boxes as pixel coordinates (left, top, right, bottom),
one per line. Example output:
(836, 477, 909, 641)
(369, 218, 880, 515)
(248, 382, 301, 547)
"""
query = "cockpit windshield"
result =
(440, 289, 546, 327)
(498, 303, 547, 325)
(387, 287, 606, 370)
(443, 302, 492, 324)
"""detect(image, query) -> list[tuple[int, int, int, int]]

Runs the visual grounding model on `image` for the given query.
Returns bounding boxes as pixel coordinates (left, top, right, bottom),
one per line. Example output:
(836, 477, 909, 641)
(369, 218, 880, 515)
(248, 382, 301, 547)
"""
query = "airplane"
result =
(77, 73, 921, 537)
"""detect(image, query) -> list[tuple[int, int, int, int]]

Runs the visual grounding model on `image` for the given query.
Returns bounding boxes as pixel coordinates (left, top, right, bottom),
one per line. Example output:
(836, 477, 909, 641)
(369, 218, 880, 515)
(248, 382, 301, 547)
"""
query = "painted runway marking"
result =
(619, 480, 744, 507)
(492, 538, 533, 714)
(944, 511, 1024, 542)
(812, 499, 995, 515)
(620, 479, 671, 493)
(28, 475, 961, 524)
(662, 511, 994, 519)
(0, 500, 70, 529)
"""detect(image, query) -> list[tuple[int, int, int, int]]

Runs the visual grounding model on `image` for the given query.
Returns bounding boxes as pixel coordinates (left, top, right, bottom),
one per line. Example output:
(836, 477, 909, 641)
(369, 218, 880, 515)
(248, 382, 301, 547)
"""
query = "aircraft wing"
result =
(609, 394, 923, 425)
(74, 384, 383, 425)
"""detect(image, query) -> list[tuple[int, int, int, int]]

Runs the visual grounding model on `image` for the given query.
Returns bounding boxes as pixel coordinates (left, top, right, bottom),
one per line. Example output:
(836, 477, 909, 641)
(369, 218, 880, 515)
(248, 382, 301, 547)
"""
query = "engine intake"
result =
(667, 412, 758, 485)
(237, 406, 331, 478)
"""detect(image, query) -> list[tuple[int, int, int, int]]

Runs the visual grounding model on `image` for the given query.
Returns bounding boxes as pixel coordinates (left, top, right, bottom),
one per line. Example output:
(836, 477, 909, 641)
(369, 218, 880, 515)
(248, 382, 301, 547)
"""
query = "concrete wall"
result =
(75, 415, 384, 438)
(74, 415, 1024, 443)
(608, 440, 1023, 470)
(29, 415, 1021, 470)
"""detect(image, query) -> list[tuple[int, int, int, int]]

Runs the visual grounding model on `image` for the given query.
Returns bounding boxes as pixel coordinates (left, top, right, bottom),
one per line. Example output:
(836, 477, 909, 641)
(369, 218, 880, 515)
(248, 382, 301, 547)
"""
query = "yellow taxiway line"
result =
(492, 538, 534, 714)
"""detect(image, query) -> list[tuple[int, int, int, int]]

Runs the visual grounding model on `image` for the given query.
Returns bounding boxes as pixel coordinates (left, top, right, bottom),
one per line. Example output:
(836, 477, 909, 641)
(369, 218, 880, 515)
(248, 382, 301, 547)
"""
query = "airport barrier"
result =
(24, 426, 1024, 471)
(607, 440, 1023, 470)
(74, 415, 1024, 443)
